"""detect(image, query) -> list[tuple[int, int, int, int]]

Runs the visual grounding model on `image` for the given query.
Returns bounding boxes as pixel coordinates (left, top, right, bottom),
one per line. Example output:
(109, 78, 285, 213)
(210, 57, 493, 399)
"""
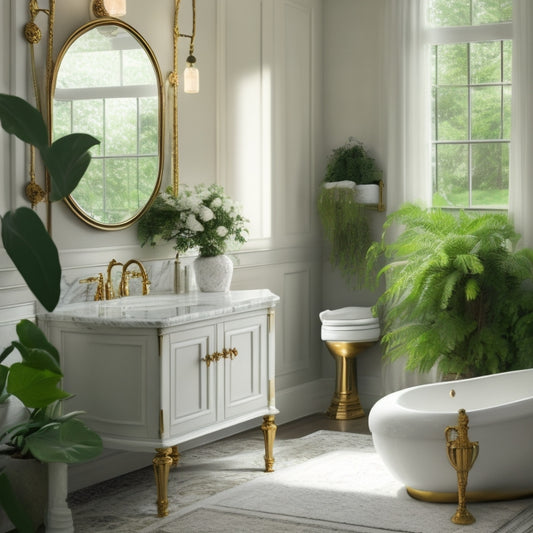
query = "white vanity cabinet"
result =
(38, 290, 279, 517)
(165, 312, 270, 440)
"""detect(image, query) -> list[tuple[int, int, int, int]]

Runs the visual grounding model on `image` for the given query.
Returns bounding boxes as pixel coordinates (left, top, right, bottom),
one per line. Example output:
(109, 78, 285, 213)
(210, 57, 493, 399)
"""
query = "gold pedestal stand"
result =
(325, 341, 374, 420)
(445, 409, 479, 525)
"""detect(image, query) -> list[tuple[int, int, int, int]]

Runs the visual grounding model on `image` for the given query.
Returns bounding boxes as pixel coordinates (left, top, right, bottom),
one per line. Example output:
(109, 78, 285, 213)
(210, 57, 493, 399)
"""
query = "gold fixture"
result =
(79, 273, 105, 301)
(325, 340, 375, 420)
(170, 0, 199, 196)
(268, 309, 275, 334)
(261, 415, 277, 473)
(91, 0, 126, 18)
(105, 258, 123, 300)
(450, 389, 456, 398)
(119, 259, 151, 296)
(445, 409, 479, 525)
(153, 447, 173, 517)
(24, 0, 55, 220)
(202, 348, 238, 367)
(407, 486, 533, 503)
(170, 445, 180, 466)
(377, 180, 385, 212)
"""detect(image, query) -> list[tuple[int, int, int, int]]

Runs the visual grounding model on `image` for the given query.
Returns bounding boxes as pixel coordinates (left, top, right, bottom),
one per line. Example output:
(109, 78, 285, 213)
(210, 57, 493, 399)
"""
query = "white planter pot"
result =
(322, 182, 381, 205)
(354, 183, 380, 204)
(193, 255, 234, 292)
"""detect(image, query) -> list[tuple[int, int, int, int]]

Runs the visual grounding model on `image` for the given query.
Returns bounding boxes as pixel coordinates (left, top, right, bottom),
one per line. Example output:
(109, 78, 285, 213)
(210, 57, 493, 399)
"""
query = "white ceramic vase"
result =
(193, 255, 233, 292)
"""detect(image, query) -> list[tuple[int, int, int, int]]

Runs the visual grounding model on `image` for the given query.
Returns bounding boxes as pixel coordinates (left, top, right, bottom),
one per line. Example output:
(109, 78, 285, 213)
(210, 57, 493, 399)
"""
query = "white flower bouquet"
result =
(138, 183, 248, 257)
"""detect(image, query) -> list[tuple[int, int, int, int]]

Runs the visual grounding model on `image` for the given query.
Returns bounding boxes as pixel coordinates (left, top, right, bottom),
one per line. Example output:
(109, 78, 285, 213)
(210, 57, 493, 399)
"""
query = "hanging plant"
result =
(318, 185, 371, 287)
(318, 138, 383, 288)
(324, 138, 382, 185)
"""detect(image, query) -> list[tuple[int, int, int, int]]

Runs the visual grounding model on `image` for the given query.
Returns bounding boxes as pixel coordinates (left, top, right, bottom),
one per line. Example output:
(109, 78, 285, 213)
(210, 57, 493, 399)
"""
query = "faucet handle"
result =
(80, 273, 105, 301)
(129, 270, 151, 295)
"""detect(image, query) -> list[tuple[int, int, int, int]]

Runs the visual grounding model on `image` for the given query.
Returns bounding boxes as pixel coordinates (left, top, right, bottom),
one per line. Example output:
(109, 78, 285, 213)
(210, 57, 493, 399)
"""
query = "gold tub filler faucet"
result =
(80, 259, 151, 300)
(445, 409, 479, 525)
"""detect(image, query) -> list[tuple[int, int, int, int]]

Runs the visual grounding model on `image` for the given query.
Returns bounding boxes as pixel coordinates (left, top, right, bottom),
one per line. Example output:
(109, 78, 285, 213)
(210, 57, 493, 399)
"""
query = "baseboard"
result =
(275, 378, 332, 424)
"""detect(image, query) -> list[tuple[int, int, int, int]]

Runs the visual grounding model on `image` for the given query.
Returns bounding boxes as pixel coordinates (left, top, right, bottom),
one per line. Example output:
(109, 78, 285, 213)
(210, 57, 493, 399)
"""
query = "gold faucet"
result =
(105, 258, 123, 300)
(80, 273, 105, 301)
(120, 259, 151, 297)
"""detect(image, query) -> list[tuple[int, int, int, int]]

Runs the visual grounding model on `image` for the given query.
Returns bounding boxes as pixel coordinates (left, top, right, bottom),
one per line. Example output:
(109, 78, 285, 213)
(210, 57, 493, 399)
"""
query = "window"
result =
(429, 0, 512, 209)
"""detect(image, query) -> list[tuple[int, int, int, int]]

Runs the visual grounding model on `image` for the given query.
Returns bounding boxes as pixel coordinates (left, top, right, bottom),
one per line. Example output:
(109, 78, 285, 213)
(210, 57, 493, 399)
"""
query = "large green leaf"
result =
(1, 207, 61, 311)
(26, 418, 103, 464)
(42, 133, 100, 202)
(16, 319, 60, 364)
(0, 471, 35, 533)
(0, 93, 48, 151)
(18, 347, 62, 376)
(7, 363, 68, 408)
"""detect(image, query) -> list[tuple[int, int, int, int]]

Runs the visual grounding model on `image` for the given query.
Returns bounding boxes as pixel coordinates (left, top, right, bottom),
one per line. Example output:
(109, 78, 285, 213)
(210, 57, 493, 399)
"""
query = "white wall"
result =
(321, 0, 388, 407)
(1, 0, 331, 489)
(1, 0, 394, 490)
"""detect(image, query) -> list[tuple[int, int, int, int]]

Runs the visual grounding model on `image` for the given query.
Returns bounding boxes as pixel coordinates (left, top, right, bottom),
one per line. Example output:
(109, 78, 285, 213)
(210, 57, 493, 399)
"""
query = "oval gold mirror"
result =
(51, 19, 164, 230)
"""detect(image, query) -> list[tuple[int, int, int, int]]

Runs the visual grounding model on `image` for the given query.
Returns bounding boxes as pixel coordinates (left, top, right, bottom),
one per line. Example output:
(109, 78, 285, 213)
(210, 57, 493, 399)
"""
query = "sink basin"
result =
(38, 290, 280, 328)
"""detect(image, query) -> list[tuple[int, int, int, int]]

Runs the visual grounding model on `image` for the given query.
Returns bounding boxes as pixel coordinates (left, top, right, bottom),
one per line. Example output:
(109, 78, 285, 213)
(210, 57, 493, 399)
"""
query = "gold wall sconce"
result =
(171, 0, 199, 195)
(91, 0, 127, 18)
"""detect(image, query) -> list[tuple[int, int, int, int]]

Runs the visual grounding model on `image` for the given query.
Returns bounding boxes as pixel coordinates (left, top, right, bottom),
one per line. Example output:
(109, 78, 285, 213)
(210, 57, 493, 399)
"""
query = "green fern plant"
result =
(367, 203, 533, 377)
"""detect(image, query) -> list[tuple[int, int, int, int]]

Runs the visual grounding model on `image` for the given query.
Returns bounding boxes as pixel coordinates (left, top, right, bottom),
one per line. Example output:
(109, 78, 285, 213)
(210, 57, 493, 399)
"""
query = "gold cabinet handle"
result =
(202, 351, 223, 367)
(202, 348, 238, 366)
(222, 348, 238, 360)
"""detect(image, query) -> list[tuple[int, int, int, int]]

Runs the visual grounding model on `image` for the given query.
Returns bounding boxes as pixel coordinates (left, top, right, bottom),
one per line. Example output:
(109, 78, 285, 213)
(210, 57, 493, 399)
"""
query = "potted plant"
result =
(138, 183, 248, 292)
(0, 93, 103, 532)
(317, 138, 383, 288)
(367, 203, 533, 378)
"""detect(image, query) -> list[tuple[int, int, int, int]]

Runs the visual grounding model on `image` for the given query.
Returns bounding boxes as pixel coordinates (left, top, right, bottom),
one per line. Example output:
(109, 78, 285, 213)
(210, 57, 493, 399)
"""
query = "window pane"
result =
(472, 0, 512, 25)
(73, 159, 104, 216)
(436, 44, 468, 85)
(430, 0, 471, 27)
(139, 97, 158, 155)
(471, 143, 508, 207)
(503, 86, 511, 139)
(72, 99, 104, 156)
(470, 42, 501, 84)
(105, 98, 137, 155)
(430, 0, 511, 26)
(433, 143, 469, 207)
(436, 87, 468, 140)
(503, 40, 512, 83)
(471, 86, 502, 140)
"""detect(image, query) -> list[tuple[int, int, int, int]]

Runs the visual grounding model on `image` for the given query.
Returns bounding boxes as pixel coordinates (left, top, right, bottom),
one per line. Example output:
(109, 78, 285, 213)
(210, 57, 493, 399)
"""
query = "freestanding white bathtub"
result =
(368, 368, 533, 502)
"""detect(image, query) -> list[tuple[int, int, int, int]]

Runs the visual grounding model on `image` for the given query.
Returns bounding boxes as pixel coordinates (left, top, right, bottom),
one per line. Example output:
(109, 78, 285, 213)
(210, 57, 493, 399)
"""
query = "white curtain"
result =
(509, 0, 533, 249)
(382, 0, 432, 214)
(380, 0, 439, 394)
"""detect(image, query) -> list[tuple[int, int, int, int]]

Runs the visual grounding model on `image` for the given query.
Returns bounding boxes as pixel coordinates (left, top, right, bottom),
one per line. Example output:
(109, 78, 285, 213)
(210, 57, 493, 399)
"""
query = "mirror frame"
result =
(50, 18, 165, 231)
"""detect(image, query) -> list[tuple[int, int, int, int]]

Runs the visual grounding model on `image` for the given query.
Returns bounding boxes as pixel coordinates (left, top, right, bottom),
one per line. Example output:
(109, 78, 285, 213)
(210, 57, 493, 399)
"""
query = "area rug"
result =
(142, 442, 533, 533)
(69, 430, 369, 531)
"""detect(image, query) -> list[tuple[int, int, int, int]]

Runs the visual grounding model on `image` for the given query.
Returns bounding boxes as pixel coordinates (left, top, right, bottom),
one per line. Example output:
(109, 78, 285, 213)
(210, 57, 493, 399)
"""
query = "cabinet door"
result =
(222, 313, 268, 419)
(167, 324, 217, 437)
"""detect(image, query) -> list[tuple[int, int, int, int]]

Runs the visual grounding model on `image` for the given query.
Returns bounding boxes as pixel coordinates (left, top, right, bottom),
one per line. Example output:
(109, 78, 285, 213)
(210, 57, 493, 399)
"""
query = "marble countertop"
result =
(37, 289, 280, 329)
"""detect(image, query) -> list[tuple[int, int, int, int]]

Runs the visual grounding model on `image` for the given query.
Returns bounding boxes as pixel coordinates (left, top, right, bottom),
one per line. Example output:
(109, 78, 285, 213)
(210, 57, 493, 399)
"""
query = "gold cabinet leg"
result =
(153, 447, 173, 517)
(171, 445, 180, 467)
(261, 414, 277, 473)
